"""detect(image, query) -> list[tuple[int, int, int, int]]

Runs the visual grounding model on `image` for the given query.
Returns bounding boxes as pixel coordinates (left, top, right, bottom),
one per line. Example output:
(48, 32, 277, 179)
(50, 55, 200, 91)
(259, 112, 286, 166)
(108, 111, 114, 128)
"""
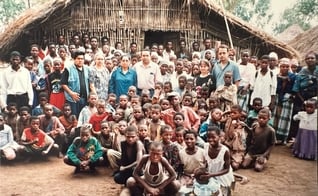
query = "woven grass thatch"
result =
(289, 25, 318, 60)
(276, 24, 304, 44)
(0, 0, 299, 60)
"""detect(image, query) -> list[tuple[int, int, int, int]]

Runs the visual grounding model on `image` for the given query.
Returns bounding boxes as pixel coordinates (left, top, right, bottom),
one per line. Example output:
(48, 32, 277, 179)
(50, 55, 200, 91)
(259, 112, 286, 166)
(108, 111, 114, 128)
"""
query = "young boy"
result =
(20, 116, 55, 158)
(118, 95, 132, 121)
(17, 106, 31, 142)
(137, 124, 152, 154)
(223, 104, 248, 170)
(174, 75, 187, 97)
(38, 103, 66, 158)
(126, 142, 180, 196)
(59, 103, 78, 152)
(247, 97, 263, 127)
(129, 105, 147, 129)
(77, 92, 97, 127)
(127, 86, 137, 101)
(96, 121, 121, 170)
(64, 125, 103, 174)
(89, 99, 112, 135)
(5, 102, 20, 141)
(148, 104, 165, 141)
(242, 108, 276, 172)
(32, 92, 61, 116)
(213, 71, 238, 112)
(114, 126, 144, 185)
(0, 113, 23, 161)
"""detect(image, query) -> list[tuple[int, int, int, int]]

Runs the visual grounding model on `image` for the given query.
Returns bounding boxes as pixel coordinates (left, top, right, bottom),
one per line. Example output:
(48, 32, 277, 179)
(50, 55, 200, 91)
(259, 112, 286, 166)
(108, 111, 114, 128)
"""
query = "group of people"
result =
(0, 34, 317, 196)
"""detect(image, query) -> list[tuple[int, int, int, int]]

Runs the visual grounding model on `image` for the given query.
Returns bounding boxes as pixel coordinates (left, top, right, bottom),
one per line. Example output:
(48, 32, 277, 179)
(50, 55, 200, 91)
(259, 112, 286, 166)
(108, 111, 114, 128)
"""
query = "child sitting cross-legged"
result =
(64, 124, 103, 174)
(126, 141, 181, 196)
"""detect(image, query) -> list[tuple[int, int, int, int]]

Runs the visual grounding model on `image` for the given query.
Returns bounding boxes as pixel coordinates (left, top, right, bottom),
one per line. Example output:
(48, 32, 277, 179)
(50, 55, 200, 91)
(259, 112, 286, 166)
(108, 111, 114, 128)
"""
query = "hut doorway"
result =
(144, 31, 180, 51)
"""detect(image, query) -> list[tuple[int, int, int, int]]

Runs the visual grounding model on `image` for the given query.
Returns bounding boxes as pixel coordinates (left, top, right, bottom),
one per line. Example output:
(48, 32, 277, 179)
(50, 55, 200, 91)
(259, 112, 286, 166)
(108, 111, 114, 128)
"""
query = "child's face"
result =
(108, 97, 116, 107)
(141, 94, 150, 102)
(151, 108, 161, 121)
(280, 64, 290, 75)
(174, 114, 184, 127)
(252, 100, 262, 112)
(44, 63, 51, 73)
(305, 103, 316, 114)
(178, 78, 186, 89)
(114, 110, 124, 122)
(44, 106, 53, 117)
(63, 106, 71, 116)
(200, 62, 209, 74)
(207, 131, 219, 148)
(211, 109, 222, 121)
(101, 123, 111, 136)
(126, 131, 137, 145)
(160, 100, 170, 110)
(230, 109, 241, 120)
(24, 60, 34, 71)
(30, 119, 40, 131)
(97, 104, 105, 114)
(138, 127, 148, 139)
(118, 122, 127, 133)
(209, 99, 219, 109)
(149, 147, 163, 163)
(175, 131, 184, 144)
(290, 64, 297, 73)
(224, 73, 232, 85)
(192, 65, 200, 76)
(80, 130, 91, 143)
(258, 113, 269, 127)
(260, 59, 269, 70)
(53, 62, 61, 72)
(185, 81, 194, 90)
(160, 64, 168, 74)
(163, 84, 172, 93)
(119, 97, 128, 108)
(8, 106, 18, 116)
(20, 111, 30, 121)
(39, 97, 48, 106)
(88, 95, 98, 106)
(133, 108, 144, 120)
(130, 98, 140, 107)
(184, 133, 196, 149)
(155, 84, 162, 92)
(128, 88, 136, 97)
(182, 96, 192, 107)
(201, 90, 209, 99)
(161, 129, 173, 144)
(198, 111, 208, 122)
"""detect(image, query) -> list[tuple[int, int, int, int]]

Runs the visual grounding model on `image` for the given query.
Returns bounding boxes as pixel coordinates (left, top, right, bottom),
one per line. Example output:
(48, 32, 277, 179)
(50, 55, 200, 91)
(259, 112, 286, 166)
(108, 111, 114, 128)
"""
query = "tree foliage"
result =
(0, 0, 26, 25)
(274, 0, 318, 34)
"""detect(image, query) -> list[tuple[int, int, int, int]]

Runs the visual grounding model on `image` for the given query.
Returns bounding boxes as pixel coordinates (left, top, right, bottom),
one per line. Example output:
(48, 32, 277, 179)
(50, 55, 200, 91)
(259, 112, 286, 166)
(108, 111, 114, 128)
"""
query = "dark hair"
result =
(253, 97, 263, 104)
(207, 125, 221, 135)
(72, 50, 85, 59)
(125, 125, 137, 134)
(151, 104, 162, 111)
(260, 55, 270, 61)
(231, 104, 242, 112)
(19, 106, 30, 114)
(160, 125, 172, 135)
(183, 129, 198, 138)
(30, 115, 40, 121)
(39, 92, 49, 99)
(7, 102, 18, 109)
(174, 112, 185, 120)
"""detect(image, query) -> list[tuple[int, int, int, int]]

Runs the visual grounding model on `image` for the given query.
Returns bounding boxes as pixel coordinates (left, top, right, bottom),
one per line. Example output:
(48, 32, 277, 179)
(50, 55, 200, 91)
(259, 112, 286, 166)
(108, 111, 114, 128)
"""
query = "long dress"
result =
(293, 110, 317, 160)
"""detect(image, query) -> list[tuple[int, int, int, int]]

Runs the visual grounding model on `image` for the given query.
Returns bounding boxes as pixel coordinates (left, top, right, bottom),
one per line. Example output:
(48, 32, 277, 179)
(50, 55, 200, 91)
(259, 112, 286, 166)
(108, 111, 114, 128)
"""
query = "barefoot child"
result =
(127, 142, 180, 196)
(59, 103, 77, 151)
(242, 108, 276, 171)
(114, 126, 144, 185)
(292, 98, 317, 160)
(138, 124, 152, 154)
(64, 125, 103, 173)
(148, 104, 164, 142)
(199, 126, 234, 195)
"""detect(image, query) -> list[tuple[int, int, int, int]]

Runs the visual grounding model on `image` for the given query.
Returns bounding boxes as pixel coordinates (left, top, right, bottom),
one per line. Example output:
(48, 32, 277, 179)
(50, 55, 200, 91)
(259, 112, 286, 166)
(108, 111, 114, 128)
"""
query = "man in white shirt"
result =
(1, 51, 33, 110)
(134, 50, 162, 97)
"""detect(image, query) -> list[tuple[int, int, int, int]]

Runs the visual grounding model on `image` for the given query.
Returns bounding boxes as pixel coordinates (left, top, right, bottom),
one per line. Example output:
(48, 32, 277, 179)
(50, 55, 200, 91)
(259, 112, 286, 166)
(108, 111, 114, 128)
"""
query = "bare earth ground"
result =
(0, 145, 317, 196)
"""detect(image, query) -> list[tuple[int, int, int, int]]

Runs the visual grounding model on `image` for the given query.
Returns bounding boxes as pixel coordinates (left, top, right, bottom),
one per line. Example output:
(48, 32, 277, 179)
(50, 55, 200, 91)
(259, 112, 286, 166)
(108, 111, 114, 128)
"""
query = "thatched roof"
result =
(276, 24, 304, 44)
(0, 0, 299, 60)
(289, 25, 318, 59)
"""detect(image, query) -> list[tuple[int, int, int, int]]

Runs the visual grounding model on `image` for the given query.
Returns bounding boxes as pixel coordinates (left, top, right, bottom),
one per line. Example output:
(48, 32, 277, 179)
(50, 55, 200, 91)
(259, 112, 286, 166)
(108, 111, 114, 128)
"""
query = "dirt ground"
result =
(0, 145, 317, 196)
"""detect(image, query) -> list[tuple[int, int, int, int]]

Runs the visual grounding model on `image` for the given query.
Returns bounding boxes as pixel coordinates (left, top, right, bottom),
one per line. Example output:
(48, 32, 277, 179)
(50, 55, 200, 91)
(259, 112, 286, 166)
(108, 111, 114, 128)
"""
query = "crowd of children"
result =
(0, 36, 317, 196)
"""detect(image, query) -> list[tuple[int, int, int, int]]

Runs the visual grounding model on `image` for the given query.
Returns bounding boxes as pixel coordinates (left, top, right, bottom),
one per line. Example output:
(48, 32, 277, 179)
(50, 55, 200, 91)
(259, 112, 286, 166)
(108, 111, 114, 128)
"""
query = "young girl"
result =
(292, 98, 317, 160)
(174, 126, 186, 150)
(194, 59, 215, 96)
(199, 126, 235, 195)
(179, 130, 206, 194)
(159, 98, 170, 111)
(126, 142, 180, 196)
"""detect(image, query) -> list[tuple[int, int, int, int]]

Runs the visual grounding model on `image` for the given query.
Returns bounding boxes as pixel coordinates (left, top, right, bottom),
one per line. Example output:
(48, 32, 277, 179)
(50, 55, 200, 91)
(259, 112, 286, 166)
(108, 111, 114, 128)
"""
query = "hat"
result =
(10, 51, 22, 58)
(167, 92, 180, 99)
(269, 52, 278, 60)
(159, 60, 169, 67)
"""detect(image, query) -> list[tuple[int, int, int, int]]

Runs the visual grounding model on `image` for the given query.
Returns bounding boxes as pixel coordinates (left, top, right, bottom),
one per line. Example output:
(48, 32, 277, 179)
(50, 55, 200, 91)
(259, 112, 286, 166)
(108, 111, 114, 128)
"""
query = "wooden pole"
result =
(219, 0, 234, 49)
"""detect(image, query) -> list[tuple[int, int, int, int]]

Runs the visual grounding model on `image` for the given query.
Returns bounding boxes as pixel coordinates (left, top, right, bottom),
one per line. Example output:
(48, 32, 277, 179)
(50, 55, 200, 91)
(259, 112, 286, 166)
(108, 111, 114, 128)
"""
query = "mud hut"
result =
(0, 0, 299, 61)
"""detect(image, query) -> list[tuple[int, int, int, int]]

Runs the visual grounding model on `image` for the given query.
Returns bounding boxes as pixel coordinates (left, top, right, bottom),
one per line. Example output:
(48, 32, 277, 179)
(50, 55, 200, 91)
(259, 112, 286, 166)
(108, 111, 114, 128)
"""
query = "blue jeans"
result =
(67, 97, 87, 118)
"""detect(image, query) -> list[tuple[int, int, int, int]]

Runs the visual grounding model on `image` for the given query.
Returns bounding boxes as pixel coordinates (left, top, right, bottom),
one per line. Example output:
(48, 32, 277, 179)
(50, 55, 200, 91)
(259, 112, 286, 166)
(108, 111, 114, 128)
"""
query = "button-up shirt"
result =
(134, 61, 162, 90)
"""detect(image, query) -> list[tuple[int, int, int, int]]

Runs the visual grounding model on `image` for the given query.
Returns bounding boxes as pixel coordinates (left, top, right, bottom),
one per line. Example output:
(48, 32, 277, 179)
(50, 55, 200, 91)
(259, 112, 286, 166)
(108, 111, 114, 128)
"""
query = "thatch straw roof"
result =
(289, 25, 318, 59)
(276, 24, 304, 44)
(0, 0, 299, 60)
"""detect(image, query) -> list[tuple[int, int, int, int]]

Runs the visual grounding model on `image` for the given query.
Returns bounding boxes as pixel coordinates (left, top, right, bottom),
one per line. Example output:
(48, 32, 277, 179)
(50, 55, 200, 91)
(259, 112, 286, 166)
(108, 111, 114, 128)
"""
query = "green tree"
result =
(0, 0, 26, 25)
(274, 0, 318, 34)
